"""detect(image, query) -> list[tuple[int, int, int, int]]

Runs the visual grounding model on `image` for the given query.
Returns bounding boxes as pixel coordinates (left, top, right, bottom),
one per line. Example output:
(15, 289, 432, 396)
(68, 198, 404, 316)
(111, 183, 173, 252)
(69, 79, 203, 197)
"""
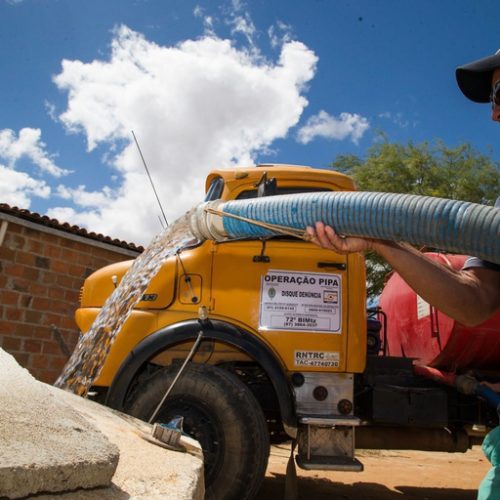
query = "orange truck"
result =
(76, 165, 497, 500)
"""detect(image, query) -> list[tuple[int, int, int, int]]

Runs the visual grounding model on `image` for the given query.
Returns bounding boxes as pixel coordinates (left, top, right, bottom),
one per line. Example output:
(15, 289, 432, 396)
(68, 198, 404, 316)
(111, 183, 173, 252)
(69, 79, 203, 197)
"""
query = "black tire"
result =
(125, 363, 270, 500)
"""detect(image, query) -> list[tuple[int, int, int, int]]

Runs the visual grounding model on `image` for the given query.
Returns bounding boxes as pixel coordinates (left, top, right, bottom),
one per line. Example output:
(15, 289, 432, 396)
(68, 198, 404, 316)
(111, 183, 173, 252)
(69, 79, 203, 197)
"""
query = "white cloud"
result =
(378, 111, 410, 128)
(0, 128, 71, 177)
(268, 21, 294, 49)
(193, 5, 216, 36)
(51, 25, 317, 244)
(228, 13, 256, 45)
(297, 110, 369, 145)
(231, 0, 244, 12)
(0, 164, 50, 208)
(56, 184, 114, 207)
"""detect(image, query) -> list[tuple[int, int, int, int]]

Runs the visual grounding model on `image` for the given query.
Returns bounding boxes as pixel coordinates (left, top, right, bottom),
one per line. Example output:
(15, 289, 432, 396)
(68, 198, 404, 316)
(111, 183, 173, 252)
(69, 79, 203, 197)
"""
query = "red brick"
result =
(42, 340, 62, 355)
(64, 330, 80, 349)
(18, 294, 33, 308)
(11, 278, 30, 292)
(15, 251, 35, 266)
(26, 238, 43, 254)
(24, 310, 43, 324)
(72, 277, 84, 289)
(8, 234, 26, 250)
(1, 336, 22, 351)
(0, 321, 16, 335)
(77, 252, 93, 265)
(30, 283, 48, 296)
(43, 244, 61, 258)
(10, 324, 34, 337)
(49, 356, 68, 371)
(51, 259, 70, 274)
(60, 248, 79, 262)
(23, 339, 42, 353)
(59, 316, 77, 330)
(69, 264, 86, 277)
(65, 289, 80, 303)
(63, 239, 80, 250)
(35, 256, 50, 269)
(55, 274, 73, 288)
(6, 224, 22, 234)
(32, 297, 51, 311)
(53, 300, 74, 315)
(49, 287, 66, 300)
(32, 326, 53, 340)
(4, 263, 24, 278)
(35, 230, 55, 242)
(12, 352, 30, 366)
(23, 227, 39, 237)
(22, 267, 40, 281)
(42, 313, 63, 326)
(42, 272, 56, 285)
(31, 354, 49, 369)
(37, 369, 61, 384)
(0, 247, 15, 261)
(5, 307, 23, 322)
(0, 290, 18, 306)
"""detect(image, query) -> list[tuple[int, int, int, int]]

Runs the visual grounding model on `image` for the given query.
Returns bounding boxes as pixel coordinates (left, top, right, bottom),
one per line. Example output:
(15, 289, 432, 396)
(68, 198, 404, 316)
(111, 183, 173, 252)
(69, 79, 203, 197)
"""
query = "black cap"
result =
(456, 51, 500, 103)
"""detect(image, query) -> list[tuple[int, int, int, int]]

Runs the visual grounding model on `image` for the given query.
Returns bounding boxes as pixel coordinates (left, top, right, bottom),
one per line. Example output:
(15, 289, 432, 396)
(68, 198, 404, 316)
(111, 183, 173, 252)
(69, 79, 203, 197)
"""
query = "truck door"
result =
(210, 238, 352, 373)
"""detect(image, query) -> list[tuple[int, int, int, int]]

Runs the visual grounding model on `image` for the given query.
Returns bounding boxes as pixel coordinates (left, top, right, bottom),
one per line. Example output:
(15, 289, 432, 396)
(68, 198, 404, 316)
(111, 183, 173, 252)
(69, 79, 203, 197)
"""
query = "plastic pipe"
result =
(189, 192, 499, 264)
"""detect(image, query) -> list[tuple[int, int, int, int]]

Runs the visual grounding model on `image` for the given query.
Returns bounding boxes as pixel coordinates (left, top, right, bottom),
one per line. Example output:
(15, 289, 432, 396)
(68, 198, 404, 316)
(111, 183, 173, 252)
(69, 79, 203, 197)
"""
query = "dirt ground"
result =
(257, 444, 489, 500)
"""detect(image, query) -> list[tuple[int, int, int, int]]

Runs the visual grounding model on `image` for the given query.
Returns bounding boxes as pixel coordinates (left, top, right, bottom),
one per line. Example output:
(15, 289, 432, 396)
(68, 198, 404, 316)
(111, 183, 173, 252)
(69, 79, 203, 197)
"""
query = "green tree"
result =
(331, 138, 499, 298)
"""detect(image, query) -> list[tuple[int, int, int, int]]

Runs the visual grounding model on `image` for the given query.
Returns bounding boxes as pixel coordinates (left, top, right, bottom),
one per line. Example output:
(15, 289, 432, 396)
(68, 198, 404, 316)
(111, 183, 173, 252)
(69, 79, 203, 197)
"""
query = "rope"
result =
(204, 207, 312, 241)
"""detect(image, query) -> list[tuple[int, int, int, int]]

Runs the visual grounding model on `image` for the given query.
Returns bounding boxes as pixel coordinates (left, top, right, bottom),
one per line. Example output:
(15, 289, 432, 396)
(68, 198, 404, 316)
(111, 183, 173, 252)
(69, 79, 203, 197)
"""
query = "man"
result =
(308, 51, 500, 500)
(307, 51, 500, 327)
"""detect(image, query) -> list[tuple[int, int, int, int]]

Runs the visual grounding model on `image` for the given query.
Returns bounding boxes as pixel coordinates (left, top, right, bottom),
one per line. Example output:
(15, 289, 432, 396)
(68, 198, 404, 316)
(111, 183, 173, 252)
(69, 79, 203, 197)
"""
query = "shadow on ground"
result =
(257, 472, 477, 500)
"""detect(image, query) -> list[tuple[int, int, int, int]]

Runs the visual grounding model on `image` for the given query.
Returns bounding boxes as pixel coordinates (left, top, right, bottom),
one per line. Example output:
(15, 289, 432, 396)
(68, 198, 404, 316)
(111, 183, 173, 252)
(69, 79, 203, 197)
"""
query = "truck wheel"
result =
(125, 363, 270, 500)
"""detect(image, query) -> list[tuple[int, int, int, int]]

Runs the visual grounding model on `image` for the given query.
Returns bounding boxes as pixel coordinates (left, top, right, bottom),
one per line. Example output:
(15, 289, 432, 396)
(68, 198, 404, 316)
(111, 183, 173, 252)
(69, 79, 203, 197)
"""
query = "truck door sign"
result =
(259, 269, 342, 333)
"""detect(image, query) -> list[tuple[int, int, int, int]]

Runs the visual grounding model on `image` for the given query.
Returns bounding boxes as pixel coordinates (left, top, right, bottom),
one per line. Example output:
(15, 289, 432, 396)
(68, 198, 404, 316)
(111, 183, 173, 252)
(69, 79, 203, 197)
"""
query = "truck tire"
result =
(125, 363, 270, 500)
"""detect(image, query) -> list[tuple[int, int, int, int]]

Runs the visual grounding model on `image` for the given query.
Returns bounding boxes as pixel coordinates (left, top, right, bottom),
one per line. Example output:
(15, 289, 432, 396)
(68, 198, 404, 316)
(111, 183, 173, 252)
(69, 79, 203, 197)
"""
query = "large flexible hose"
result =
(189, 192, 499, 264)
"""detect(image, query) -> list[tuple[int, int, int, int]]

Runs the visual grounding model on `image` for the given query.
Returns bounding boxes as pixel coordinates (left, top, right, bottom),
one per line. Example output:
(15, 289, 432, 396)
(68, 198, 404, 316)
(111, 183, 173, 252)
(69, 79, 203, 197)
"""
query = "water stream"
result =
(54, 213, 199, 396)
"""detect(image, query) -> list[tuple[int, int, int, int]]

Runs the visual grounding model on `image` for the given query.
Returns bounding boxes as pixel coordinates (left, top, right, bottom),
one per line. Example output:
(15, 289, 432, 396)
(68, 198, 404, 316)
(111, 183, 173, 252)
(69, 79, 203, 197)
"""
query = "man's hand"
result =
(306, 221, 374, 254)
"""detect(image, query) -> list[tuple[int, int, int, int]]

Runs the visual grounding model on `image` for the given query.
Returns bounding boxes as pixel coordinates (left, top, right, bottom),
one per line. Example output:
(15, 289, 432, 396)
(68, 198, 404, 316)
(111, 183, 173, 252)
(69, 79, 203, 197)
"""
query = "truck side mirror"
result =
(255, 172, 277, 197)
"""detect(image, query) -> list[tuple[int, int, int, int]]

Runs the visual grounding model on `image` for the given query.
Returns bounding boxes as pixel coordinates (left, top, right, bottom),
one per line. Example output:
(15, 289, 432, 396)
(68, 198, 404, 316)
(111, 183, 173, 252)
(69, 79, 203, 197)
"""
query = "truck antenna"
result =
(131, 130, 169, 227)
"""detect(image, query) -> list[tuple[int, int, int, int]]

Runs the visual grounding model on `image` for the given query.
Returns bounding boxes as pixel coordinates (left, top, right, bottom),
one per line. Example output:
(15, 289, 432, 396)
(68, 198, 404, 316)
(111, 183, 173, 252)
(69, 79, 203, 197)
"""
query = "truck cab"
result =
(75, 164, 496, 500)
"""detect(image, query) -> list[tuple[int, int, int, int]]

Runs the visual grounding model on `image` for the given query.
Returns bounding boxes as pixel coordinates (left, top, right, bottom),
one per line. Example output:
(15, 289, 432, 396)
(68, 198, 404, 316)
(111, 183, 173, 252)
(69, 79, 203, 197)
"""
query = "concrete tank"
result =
(379, 253, 500, 372)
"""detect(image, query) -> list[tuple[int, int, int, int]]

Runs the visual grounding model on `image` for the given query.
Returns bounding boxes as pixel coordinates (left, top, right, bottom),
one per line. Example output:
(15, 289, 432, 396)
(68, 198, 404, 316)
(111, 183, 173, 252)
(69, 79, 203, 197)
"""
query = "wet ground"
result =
(258, 443, 488, 499)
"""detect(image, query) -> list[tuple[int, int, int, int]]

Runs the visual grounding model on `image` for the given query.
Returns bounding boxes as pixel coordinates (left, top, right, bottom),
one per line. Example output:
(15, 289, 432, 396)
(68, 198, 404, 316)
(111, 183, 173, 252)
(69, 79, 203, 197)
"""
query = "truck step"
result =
(296, 455, 364, 472)
(299, 415, 361, 426)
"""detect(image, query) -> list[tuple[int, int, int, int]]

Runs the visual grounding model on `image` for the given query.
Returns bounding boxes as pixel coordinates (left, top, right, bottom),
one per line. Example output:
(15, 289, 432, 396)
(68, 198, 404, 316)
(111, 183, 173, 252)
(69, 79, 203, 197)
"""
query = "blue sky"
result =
(1, 0, 498, 244)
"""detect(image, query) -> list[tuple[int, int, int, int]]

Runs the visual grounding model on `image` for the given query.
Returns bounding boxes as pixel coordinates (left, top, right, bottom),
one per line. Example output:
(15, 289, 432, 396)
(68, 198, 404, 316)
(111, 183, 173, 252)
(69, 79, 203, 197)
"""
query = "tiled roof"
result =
(0, 203, 144, 253)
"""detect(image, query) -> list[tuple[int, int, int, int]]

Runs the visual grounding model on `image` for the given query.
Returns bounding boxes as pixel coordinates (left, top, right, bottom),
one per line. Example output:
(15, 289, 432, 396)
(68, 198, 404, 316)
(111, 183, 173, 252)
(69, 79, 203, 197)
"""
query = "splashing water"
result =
(54, 213, 199, 396)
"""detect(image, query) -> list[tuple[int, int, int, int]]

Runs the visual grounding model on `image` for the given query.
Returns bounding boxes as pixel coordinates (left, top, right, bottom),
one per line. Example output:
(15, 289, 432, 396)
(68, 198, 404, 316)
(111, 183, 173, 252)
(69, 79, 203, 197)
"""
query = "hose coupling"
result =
(188, 200, 227, 242)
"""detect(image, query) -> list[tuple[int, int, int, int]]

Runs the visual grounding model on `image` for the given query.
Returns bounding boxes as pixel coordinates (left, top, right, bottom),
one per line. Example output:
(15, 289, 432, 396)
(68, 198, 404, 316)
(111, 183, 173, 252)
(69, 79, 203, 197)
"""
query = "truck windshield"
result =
(204, 176, 224, 201)
(236, 186, 330, 199)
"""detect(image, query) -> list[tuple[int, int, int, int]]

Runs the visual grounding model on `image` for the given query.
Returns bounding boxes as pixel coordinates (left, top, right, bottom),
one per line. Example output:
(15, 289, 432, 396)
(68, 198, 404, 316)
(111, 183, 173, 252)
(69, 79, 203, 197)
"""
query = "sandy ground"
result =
(257, 444, 489, 500)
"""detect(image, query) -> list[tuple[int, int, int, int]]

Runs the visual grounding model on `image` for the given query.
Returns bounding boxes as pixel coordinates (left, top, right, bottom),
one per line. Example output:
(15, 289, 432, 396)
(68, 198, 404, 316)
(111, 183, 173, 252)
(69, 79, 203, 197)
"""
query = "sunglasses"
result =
(491, 80, 500, 108)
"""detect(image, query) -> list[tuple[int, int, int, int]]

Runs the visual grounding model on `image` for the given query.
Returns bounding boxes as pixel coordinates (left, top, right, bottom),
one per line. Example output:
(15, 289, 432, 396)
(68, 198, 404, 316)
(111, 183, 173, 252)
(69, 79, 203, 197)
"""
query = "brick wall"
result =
(0, 214, 141, 384)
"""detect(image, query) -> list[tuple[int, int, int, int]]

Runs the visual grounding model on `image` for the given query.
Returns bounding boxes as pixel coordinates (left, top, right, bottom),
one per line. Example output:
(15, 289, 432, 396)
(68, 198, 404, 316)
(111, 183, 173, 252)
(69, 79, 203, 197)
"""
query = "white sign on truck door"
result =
(259, 269, 342, 333)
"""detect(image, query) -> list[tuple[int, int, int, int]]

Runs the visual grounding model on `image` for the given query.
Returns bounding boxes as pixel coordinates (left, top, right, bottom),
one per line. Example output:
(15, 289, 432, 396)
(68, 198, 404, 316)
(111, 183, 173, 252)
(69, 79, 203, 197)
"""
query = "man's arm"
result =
(307, 222, 500, 326)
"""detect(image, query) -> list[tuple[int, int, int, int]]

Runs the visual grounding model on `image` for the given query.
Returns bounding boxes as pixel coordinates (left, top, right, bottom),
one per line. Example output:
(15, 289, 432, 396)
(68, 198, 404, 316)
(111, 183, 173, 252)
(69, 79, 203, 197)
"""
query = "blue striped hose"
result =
(209, 192, 500, 264)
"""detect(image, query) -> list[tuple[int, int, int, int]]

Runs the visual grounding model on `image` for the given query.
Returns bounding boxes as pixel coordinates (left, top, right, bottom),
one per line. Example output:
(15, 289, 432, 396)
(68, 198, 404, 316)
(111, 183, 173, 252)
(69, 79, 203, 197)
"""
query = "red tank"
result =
(379, 253, 500, 372)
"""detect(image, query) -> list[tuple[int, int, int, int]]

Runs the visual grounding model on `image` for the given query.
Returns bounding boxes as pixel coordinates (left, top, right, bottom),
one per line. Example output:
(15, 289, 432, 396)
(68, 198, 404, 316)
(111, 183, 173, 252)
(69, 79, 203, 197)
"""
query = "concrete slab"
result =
(0, 348, 204, 499)
(0, 348, 119, 498)
(43, 387, 205, 500)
